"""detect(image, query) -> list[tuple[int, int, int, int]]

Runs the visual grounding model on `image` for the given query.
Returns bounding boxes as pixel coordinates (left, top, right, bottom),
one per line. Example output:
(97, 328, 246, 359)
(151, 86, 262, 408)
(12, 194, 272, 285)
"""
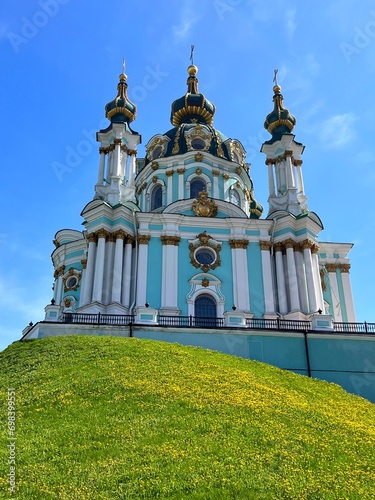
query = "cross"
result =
(273, 68, 278, 85)
(122, 58, 126, 74)
(190, 44, 195, 65)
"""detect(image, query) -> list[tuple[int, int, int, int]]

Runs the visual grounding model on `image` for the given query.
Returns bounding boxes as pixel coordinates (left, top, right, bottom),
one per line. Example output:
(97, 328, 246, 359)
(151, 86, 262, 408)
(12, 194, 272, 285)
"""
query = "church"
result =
(22, 59, 375, 402)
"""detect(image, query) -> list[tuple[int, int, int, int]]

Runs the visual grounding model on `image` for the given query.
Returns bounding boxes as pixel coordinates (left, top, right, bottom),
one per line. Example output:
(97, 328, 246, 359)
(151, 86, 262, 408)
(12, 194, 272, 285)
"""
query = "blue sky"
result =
(1, 0, 375, 351)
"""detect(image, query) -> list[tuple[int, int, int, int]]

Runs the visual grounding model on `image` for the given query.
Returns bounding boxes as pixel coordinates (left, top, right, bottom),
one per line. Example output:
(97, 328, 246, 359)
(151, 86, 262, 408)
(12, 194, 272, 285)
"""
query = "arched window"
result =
(230, 189, 241, 207)
(190, 178, 206, 198)
(151, 184, 162, 211)
(195, 294, 217, 327)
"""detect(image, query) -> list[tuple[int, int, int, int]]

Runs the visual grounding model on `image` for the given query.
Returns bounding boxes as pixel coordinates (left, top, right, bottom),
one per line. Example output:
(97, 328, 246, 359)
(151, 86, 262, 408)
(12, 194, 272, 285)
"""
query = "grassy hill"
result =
(1, 336, 375, 499)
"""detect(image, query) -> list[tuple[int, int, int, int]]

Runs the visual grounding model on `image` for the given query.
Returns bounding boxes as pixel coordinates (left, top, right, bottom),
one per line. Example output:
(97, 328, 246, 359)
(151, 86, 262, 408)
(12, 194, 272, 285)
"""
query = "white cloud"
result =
(285, 8, 297, 39)
(320, 113, 357, 148)
(172, 1, 200, 42)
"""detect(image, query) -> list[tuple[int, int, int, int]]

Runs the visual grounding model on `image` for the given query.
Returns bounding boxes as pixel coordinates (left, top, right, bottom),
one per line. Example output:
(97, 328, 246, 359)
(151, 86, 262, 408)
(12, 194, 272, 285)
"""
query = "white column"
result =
(54, 266, 65, 304)
(97, 149, 106, 185)
(213, 171, 220, 198)
(312, 246, 324, 313)
(274, 243, 288, 314)
(166, 171, 174, 205)
(92, 229, 107, 303)
(136, 235, 150, 306)
(161, 237, 180, 310)
(128, 152, 136, 186)
(113, 139, 122, 177)
(230, 240, 250, 311)
(296, 163, 305, 195)
(326, 264, 342, 322)
(122, 236, 133, 308)
(111, 230, 126, 303)
(260, 241, 275, 314)
(102, 234, 115, 305)
(223, 175, 230, 201)
(177, 168, 185, 199)
(79, 259, 87, 306)
(121, 147, 128, 180)
(339, 265, 356, 322)
(284, 152, 296, 189)
(267, 162, 275, 196)
(80, 235, 97, 306)
(302, 241, 317, 313)
(275, 162, 281, 194)
(294, 248, 308, 314)
(284, 239, 300, 311)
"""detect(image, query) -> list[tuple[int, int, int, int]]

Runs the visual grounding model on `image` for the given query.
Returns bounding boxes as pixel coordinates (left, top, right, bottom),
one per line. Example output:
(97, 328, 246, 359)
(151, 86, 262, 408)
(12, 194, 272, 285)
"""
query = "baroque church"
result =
(23, 61, 356, 337)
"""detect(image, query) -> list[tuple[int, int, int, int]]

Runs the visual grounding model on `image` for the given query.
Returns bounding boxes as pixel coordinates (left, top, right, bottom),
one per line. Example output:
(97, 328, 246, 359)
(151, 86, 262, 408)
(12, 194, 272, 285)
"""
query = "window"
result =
(66, 276, 78, 290)
(195, 248, 216, 266)
(191, 137, 206, 150)
(190, 178, 206, 198)
(151, 145, 162, 159)
(230, 189, 241, 207)
(151, 184, 162, 211)
(195, 294, 217, 327)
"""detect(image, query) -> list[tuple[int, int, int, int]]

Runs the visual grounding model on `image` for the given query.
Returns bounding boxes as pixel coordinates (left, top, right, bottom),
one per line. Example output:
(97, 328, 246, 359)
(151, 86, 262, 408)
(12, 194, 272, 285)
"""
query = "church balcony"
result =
(59, 313, 375, 335)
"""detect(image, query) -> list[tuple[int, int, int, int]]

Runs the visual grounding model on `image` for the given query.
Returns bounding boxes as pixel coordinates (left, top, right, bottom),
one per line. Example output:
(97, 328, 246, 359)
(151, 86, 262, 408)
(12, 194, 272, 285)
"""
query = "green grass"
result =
(1, 336, 375, 499)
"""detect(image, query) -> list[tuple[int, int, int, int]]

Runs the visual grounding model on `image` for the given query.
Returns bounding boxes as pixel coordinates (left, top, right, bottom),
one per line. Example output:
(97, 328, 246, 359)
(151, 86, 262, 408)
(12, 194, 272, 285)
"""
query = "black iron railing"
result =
(60, 313, 375, 334)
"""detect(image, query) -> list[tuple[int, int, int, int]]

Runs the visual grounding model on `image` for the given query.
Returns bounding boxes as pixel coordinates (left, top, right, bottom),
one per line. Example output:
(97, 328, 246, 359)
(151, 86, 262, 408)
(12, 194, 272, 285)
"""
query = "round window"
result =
(195, 248, 216, 265)
(151, 145, 162, 159)
(191, 138, 206, 150)
(66, 276, 78, 289)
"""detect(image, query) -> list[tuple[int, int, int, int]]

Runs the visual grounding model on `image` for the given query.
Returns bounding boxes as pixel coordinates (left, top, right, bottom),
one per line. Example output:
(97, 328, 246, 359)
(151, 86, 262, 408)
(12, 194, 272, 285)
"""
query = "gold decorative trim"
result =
(195, 167, 202, 175)
(326, 264, 337, 273)
(212, 169, 220, 177)
(151, 161, 159, 170)
(152, 176, 158, 183)
(300, 239, 314, 251)
(166, 170, 174, 177)
(54, 265, 65, 279)
(106, 233, 115, 243)
(229, 239, 249, 249)
(273, 242, 284, 253)
(214, 130, 225, 157)
(192, 191, 218, 217)
(177, 168, 186, 174)
(63, 267, 81, 292)
(202, 278, 209, 288)
(81, 259, 87, 270)
(114, 229, 127, 240)
(160, 235, 181, 246)
(311, 244, 320, 255)
(283, 238, 296, 250)
(126, 235, 135, 245)
(222, 173, 230, 180)
(52, 239, 60, 248)
(138, 235, 151, 245)
(195, 153, 203, 162)
(188, 231, 221, 272)
(259, 241, 272, 251)
(87, 233, 97, 243)
(338, 264, 351, 273)
(172, 106, 213, 127)
(172, 126, 182, 154)
(96, 228, 108, 239)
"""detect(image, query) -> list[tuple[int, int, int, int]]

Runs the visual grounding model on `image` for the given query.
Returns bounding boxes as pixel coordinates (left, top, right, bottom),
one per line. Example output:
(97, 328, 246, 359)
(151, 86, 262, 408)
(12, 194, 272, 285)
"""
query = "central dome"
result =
(170, 65, 216, 126)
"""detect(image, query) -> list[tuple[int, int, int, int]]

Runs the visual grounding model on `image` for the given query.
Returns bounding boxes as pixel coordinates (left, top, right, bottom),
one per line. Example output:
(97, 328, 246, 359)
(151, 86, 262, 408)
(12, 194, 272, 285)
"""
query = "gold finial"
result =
(273, 68, 281, 94)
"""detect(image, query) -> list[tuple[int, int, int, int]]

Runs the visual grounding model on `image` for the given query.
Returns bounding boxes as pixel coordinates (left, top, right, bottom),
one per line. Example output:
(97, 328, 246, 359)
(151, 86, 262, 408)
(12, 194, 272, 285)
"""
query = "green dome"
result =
(264, 85, 296, 143)
(170, 66, 216, 126)
(105, 73, 136, 124)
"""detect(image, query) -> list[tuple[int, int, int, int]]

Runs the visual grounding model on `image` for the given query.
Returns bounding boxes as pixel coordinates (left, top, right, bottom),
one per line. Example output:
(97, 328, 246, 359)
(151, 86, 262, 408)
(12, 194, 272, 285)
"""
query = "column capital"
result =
(311, 244, 320, 255)
(338, 263, 351, 273)
(259, 241, 272, 251)
(177, 168, 186, 175)
(292, 158, 303, 166)
(166, 170, 174, 177)
(106, 233, 116, 243)
(96, 228, 109, 240)
(54, 265, 65, 279)
(229, 239, 249, 249)
(138, 234, 151, 245)
(160, 235, 181, 246)
(126, 235, 135, 245)
(274, 242, 284, 253)
(113, 138, 122, 145)
(222, 173, 230, 180)
(212, 169, 220, 176)
(114, 229, 127, 240)
(86, 232, 98, 243)
(300, 239, 314, 251)
(325, 263, 337, 273)
(283, 238, 296, 250)
(81, 259, 87, 270)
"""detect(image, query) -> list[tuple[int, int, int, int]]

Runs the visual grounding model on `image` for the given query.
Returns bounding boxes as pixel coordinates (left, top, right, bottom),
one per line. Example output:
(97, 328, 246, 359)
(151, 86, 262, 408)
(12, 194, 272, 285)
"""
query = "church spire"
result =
(105, 65, 137, 125)
(261, 72, 307, 217)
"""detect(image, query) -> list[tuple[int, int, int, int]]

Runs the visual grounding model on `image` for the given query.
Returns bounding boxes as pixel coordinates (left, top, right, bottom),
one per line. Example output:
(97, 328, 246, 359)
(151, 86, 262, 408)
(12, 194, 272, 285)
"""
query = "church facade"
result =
(36, 64, 355, 327)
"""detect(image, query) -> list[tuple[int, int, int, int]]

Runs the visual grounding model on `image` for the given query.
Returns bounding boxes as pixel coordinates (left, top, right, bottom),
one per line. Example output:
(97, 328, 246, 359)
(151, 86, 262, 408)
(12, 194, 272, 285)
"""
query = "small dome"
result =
(105, 73, 136, 124)
(264, 84, 296, 142)
(170, 66, 216, 126)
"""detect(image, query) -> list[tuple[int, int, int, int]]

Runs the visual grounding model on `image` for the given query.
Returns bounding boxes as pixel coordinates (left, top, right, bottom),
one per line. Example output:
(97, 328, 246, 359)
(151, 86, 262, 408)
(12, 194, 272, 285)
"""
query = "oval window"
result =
(195, 248, 216, 266)
(66, 276, 78, 289)
(191, 138, 206, 150)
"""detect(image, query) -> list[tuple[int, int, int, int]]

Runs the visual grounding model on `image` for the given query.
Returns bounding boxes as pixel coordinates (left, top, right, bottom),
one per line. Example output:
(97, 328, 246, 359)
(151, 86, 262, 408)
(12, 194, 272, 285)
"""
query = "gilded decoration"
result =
(172, 126, 182, 154)
(214, 130, 225, 157)
(192, 191, 218, 217)
(229, 140, 246, 165)
(229, 239, 249, 250)
(54, 265, 65, 279)
(212, 169, 220, 177)
(166, 170, 174, 177)
(152, 176, 158, 183)
(52, 239, 60, 248)
(325, 264, 337, 273)
(87, 233, 97, 243)
(146, 137, 167, 161)
(339, 264, 351, 273)
(311, 244, 319, 254)
(195, 167, 202, 175)
(283, 238, 296, 250)
(160, 235, 181, 246)
(188, 231, 222, 272)
(300, 239, 314, 251)
(259, 241, 272, 251)
(151, 161, 159, 170)
(201, 278, 209, 287)
(81, 259, 87, 270)
(106, 233, 115, 243)
(96, 228, 109, 239)
(126, 235, 135, 245)
(177, 168, 186, 175)
(184, 124, 211, 152)
(114, 229, 127, 240)
(273, 242, 284, 253)
(138, 234, 151, 245)
(195, 153, 203, 162)
(63, 268, 81, 292)
(222, 173, 230, 180)
(236, 167, 242, 175)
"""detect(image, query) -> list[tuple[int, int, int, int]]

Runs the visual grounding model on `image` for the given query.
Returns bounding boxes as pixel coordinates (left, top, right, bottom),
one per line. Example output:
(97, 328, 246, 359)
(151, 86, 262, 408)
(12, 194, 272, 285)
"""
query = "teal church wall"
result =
(248, 242, 264, 317)
(146, 238, 163, 308)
